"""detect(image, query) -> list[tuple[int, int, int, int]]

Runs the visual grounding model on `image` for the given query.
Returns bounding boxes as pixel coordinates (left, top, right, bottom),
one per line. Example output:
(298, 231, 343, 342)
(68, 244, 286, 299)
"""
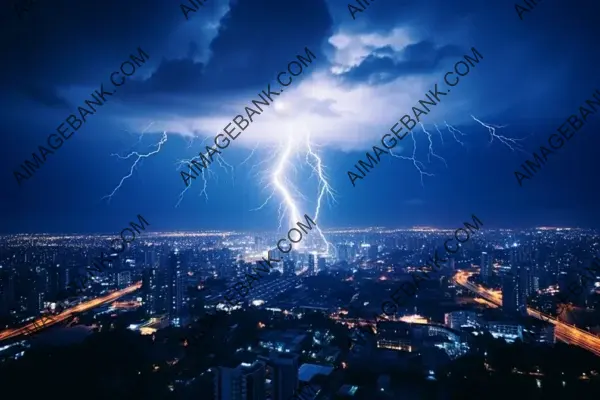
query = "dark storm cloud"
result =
(2, 0, 600, 234)
(122, 0, 333, 99)
(20, 84, 69, 108)
(324, 0, 483, 33)
(204, 0, 333, 87)
(340, 41, 464, 85)
(0, 0, 181, 103)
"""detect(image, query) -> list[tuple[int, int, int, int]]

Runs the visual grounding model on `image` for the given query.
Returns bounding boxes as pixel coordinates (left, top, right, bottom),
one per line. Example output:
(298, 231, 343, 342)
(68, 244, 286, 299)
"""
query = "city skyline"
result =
(1, 223, 598, 235)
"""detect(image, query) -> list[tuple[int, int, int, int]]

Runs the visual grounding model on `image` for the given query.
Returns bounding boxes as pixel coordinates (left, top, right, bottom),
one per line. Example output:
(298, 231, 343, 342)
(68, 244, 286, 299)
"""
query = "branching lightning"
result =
(102, 130, 168, 203)
(105, 112, 521, 261)
(420, 122, 448, 167)
(305, 135, 336, 254)
(389, 131, 434, 187)
(385, 115, 523, 186)
(444, 120, 467, 146)
(470, 115, 526, 152)
(175, 136, 226, 207)
(244, 131, 335, 255)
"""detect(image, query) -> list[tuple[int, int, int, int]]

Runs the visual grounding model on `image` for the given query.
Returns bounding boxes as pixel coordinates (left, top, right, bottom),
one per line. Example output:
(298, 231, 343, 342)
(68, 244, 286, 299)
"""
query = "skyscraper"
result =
(116, 270, 131, 289)
(283, 260, 295, 277)
(269, 353, 299, 400)
(0, 267, 15, 318)
(510, 246, 534, 314)
(144, 247, 158, 268)
(214, 360, 266, 400)
(317, 256, 326, 273)
(307, 254, 315, 276)
(142, 266, 159, 316)
(368, 244, 378, 260)
(336, 244, 348, 263)
(254, 236, 264, 252)
(164, 249, 185, 324)
(480, 251, 492, 284)
(502, 271, 519, 315)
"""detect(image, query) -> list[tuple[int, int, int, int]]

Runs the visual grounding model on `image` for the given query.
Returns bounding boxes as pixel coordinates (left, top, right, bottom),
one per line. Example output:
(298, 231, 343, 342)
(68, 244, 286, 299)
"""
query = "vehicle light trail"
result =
(0, 282, 141, 343)
(454, 271, 600, 357)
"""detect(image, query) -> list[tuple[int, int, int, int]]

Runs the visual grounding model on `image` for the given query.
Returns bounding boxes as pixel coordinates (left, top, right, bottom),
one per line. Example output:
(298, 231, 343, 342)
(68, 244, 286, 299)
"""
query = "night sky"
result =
(1, 0, 599, 234)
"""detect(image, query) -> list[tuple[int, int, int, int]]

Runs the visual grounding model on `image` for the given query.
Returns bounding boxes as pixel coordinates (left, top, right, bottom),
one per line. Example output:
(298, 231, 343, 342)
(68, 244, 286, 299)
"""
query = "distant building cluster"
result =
(1, 225, 599, 392)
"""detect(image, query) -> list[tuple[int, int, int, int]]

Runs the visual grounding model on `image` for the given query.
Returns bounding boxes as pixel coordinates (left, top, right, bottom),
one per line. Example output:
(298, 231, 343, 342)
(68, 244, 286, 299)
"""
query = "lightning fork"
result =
(305, 135, 336, 255)
(419, 122, 448, 167)
(102, 131, 168, 203)
(135, 121, 155, 146)
(433, 123, 445, 145)
(389, 131, 434, 187)
(444, 120, 467, 146)
(240, 143, 260, 166)
(174, 135, 236, 206)
(174, 156, 215, 206)
(470, 115, 525, 152)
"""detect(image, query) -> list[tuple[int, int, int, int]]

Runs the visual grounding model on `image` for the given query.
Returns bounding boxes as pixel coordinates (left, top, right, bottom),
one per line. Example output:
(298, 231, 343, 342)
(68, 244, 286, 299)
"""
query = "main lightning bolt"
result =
(305, 135, 336, 254)
(107, 116, 519, 260)
(102, 131, 168, 203)
(246, 131, 335, 255)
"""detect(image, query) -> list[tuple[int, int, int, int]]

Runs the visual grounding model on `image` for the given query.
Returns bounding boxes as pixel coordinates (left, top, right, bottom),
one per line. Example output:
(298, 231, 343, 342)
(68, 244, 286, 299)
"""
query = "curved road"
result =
(454, 271, 600, 357)
(0, 282, 142, 343)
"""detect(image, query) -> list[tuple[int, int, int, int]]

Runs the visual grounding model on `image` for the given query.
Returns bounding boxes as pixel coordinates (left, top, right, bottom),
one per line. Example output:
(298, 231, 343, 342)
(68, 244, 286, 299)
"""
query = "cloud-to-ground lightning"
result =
(242, 130, 336, 255)
(106, 114, 521, 260)
(268, 138, 303, 230)
(305, 135, 336, 255)
(102, 131, 168, 203)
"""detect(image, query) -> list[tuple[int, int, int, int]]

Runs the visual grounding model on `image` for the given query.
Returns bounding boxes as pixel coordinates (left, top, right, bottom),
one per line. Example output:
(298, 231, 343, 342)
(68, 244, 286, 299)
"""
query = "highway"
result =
(454, 271, 600, 357)
(0, 282, 142, 343)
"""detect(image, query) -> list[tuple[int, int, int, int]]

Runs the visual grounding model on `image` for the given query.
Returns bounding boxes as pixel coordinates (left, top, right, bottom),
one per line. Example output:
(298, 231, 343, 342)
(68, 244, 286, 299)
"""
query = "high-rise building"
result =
(0, 267, 15, 318)
(117, 270, 131, 289)
(336, 244, 348, 263)
(317, 256, 326, 273)
(214, 360, 266, 400)
(444, 310, 480, 329)
(368, 244, 378, 260)
(509, 246, 536, 315)
(502, 270, 519, 315)
(518, 264, 534, 311)
(268, 248, 284, 268)
(254, 236, 264, 252)
(269, 353, 299, 400)
(307, 254, 315, 276)
(218, 262, 231, 279)
(142, 267, 159, 315)
(283, 260, 295, 277)
(166, 249, 185, 324)
(480, 251, 493, 285)
(448, 258, 455, 271)
(144, 247, 158, 268)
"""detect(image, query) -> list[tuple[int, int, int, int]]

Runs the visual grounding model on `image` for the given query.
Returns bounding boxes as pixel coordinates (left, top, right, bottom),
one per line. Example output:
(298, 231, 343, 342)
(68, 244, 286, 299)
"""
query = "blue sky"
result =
(1, 0, 599, 233)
